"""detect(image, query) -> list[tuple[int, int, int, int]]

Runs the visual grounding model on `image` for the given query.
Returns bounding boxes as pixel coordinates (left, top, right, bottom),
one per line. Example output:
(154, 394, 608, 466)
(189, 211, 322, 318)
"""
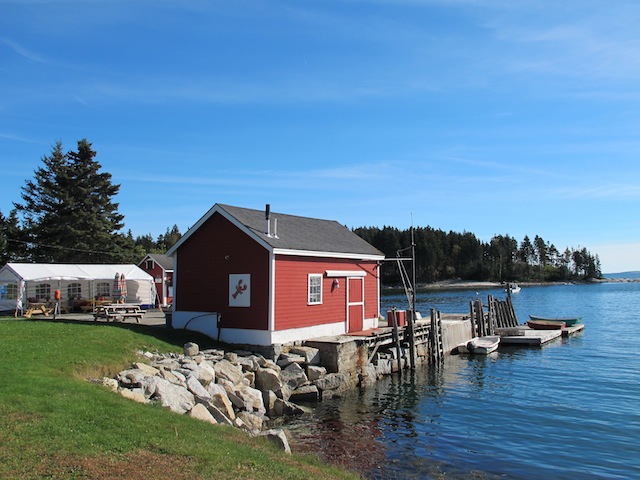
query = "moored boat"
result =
(527, 319, 565, 330)
(506, 282, 521, 293)
(528, 314, 581, 327)
(457, 335, 500, 355)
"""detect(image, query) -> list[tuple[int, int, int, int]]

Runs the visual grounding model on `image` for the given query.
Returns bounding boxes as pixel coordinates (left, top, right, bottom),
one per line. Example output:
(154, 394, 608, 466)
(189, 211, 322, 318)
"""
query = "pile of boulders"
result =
(101, 342, 364, 452)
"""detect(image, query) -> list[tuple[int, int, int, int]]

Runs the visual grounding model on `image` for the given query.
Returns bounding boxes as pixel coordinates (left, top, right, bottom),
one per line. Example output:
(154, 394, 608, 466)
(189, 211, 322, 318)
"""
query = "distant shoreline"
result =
(382, 277, 640, 293)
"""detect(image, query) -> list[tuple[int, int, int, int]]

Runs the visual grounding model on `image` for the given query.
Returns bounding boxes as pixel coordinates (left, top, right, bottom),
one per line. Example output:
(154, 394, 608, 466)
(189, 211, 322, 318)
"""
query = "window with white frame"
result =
(3, 283, 17, 300)
(35, 283, 51, 301)
(308, 274, 322, 305)
(96, 282, 111, 298)
(67, 283, 82, 300)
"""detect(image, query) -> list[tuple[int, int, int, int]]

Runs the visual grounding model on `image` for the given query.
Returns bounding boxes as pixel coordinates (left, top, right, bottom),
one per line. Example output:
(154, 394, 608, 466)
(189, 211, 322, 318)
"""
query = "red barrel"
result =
(387, 309, 406, 327)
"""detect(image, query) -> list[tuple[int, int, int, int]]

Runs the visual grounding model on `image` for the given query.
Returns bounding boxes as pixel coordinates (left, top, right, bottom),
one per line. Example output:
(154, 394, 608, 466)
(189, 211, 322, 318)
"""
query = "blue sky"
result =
(1, 1, 639, 273)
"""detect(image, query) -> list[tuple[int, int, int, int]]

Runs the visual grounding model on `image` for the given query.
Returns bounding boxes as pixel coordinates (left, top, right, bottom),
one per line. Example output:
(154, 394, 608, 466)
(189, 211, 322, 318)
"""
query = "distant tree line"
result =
(1, 139, 602, 283)
(353, 226, 602, 285)
(0, 139, 181, 265)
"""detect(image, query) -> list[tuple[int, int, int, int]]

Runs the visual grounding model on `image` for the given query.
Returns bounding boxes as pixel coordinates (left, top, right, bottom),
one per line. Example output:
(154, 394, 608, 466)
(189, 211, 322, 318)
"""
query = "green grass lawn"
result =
(0, 317, 359, 480)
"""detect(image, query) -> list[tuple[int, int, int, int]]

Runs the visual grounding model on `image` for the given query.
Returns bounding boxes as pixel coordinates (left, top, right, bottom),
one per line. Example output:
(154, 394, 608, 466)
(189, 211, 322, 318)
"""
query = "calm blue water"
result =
(282, 282, 640, 479)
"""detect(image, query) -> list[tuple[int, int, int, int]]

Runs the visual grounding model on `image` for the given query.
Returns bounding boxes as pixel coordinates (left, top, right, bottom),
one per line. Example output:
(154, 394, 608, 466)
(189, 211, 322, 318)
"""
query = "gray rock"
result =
(183, 342, 199, 356)
(206, 382, 227, 397)
(236, 411, 265, 432)
(234, 385, 266, 414)
(203, 402, 234, 426)
(306, 365, 326, 381)
(290, 346, 321, 365)
(274, 398, 306, 416)
(188, 403, 217, 424)
(314, 372, 352, 392)
(118, 387, 148, 404)
(281, 362, 308, 389)
(289, 384, 319, 403)
(261, 359, 281, 372)
(117, 368, 148, 387)
(152, 358, 180, 371)
(192, 363, 216, 386)
(186, 375, 211, 400)
(101, 377, 119, 391)
(262, 390, 278, 415)
(224, 352, 238, 363)
(214, 359, 245, 385)
(277, 353, 306, 368)
(255, 367, 283, 392)
(243, 371, 255, 387)
(151, 377, 196, 414)
(209, 391, 236, 420)
(159, 368, 185, 387)
(258, 429, 291, 454)
(133, 362, 160, 376)
(237, 355, 261, 372)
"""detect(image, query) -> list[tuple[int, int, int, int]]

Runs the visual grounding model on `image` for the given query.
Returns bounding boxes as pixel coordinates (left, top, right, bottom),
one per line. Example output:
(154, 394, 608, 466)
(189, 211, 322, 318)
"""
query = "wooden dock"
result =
(499, 326, 562, 346)
(498, 323, 584, 346)
(562, 323, 585, 337)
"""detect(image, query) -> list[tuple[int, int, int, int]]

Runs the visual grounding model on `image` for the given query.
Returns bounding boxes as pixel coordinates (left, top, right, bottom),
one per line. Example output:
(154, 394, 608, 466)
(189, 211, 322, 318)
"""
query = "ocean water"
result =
(281, 282, 640, 479)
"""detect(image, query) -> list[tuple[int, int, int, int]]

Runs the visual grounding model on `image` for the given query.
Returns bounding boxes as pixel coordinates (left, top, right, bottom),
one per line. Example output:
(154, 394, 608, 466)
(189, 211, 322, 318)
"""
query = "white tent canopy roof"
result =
(0, 263, 157, 313)
(0, 263, 153, 283)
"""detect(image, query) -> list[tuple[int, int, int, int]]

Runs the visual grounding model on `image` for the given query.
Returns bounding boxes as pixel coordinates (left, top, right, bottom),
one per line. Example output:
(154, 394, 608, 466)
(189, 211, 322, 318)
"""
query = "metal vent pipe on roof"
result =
(265, 204, 271, 236)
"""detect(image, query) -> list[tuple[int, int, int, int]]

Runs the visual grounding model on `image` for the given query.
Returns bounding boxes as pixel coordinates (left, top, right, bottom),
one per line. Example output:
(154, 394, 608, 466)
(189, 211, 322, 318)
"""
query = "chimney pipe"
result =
(265, 204, 271, 236)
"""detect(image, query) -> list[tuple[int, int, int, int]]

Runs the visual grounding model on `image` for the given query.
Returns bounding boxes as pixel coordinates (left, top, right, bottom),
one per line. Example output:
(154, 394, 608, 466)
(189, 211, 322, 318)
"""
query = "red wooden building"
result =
(166, 204, 385, 346)
(138, 253, 174, 307)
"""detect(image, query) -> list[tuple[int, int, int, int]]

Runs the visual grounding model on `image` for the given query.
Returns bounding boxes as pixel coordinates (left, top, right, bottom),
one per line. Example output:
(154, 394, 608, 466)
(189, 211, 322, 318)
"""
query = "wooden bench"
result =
(120, 311, 145, 323)
(93, 304, 145, 323)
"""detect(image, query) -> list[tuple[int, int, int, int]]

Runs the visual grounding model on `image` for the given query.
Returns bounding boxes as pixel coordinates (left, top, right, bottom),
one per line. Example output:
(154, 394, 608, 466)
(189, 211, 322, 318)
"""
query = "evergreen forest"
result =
(1, 139, 602, 285)
(354, 226, 602, 285)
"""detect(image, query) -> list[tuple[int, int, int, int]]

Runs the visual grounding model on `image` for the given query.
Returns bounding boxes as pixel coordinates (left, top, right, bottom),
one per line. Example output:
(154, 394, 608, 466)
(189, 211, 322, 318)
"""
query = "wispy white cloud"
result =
(2, 38, 48, 64)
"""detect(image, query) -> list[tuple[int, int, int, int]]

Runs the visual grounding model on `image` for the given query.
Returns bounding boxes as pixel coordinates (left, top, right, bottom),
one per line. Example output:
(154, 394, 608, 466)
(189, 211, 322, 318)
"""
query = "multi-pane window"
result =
(35, 283, 51, 301)
(96, 282, 111, 298)
(2, 283, 17, 300)
(67, 283, 82, 300)
(308, 274, 322, 305)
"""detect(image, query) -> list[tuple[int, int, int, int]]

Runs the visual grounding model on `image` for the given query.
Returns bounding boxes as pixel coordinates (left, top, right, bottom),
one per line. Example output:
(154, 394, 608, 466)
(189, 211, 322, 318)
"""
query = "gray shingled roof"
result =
(145, 253, 173, 271)
(219, 204, 384, 257)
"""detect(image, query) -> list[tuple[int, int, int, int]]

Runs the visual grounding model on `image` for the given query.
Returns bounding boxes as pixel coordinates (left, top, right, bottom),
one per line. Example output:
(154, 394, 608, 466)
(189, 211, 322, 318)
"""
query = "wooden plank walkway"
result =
(499, 327, 562, 346)
(562, 323, 585, 337)
(498, 322, 584, 345)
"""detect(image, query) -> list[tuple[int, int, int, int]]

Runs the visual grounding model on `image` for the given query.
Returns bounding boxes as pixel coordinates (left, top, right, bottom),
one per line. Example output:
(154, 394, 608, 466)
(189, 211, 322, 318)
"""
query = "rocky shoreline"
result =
(103, 341, 392, 453)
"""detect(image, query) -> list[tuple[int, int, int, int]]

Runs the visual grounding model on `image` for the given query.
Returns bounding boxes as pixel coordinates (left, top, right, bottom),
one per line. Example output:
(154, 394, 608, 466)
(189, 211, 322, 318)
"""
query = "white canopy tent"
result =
(0, 263, 156, 313)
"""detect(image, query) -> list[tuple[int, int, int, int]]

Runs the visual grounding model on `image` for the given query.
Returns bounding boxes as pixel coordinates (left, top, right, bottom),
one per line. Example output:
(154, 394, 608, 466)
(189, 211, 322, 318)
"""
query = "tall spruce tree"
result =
(14, 139, 129, 262)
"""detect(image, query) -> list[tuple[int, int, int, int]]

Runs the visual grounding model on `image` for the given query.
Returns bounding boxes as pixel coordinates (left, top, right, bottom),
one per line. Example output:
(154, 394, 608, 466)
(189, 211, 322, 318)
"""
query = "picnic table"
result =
(93, 303, 145, 323)
(24, 302, 53, 318)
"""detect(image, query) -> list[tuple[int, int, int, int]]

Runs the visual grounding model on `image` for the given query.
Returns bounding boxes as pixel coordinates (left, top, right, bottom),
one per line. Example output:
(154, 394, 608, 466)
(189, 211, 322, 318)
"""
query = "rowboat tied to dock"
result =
(528, 315, 582, 327)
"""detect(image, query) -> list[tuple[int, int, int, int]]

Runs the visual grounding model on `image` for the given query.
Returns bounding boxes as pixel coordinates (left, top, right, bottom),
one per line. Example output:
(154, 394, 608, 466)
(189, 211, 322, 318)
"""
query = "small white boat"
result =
(506, 282, 521, 293)
(457, 335, 500, 355)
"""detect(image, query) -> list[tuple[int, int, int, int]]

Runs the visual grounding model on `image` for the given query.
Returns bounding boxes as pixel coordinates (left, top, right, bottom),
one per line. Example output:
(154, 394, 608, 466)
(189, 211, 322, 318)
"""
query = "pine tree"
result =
(14, 139, 129, 262)
(0, 209, 6, 264)
(1, 209, 29, 262)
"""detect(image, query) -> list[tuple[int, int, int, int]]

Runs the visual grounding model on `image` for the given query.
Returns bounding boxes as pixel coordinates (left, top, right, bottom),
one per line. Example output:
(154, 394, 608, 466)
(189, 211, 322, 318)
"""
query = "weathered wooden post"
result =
(429, 308, 444, 365)
(390, 307, 403, 374)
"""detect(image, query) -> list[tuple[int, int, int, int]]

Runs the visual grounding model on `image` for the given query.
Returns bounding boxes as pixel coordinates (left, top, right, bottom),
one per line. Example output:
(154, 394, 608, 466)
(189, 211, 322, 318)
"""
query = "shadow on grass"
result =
(4, 314, 225, 352)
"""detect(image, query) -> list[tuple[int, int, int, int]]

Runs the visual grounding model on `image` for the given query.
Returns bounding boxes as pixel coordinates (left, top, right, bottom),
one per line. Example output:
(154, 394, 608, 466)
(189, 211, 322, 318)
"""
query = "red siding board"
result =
(274, 256, 380, 331)
(175, 213, 270, 330)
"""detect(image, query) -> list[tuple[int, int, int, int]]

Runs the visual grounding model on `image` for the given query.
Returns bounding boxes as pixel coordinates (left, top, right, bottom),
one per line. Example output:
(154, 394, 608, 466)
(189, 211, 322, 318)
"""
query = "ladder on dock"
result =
(428, 308, 444, 365)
